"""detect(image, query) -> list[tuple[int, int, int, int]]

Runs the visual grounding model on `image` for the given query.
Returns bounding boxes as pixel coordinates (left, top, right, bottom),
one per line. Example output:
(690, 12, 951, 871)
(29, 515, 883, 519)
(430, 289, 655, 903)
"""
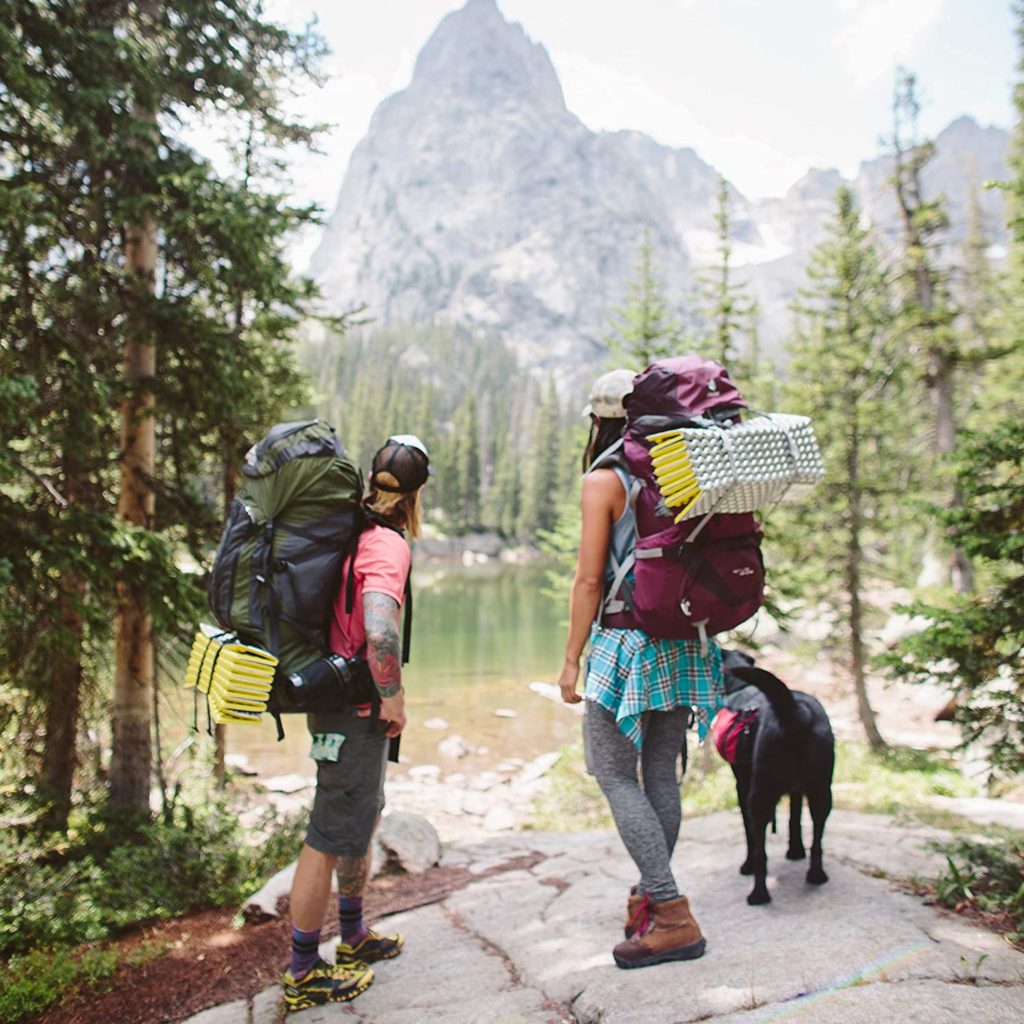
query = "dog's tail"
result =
(727, 665, 801, 729)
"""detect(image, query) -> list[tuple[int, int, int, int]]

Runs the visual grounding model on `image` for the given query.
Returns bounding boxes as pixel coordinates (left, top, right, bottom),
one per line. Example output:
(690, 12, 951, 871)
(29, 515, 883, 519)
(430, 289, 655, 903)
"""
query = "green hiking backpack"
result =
(207, 420, 367, 723)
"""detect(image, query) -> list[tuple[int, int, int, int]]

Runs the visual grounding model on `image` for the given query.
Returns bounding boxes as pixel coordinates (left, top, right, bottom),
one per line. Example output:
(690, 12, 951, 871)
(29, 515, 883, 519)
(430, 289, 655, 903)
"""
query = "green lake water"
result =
(169, 562, 580, 780)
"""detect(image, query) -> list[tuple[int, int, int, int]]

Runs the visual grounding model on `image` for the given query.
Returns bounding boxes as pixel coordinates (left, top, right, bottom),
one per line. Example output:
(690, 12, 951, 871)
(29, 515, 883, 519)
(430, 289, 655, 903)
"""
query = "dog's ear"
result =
(722, 649, 760, 698)
(728, 665, 785, 689)
(721, 649, 756, 672)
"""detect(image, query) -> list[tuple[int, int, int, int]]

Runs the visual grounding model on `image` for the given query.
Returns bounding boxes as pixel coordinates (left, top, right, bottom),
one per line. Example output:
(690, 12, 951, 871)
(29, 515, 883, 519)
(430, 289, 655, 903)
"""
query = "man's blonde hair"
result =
(366, 473, 423, 539)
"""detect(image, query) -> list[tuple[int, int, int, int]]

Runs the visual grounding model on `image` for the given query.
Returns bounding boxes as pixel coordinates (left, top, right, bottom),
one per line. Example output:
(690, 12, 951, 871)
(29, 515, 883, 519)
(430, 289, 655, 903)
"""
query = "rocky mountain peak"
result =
(785, 168, 844, 204)
(410, 0, 566, 115)
(311, 4, 1009, 377)
(938, 114, 994, 142)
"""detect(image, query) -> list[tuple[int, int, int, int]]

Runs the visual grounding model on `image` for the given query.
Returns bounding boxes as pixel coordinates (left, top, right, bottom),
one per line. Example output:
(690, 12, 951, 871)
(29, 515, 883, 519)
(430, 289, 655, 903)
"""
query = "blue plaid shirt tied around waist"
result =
(584, 624, 725, 749)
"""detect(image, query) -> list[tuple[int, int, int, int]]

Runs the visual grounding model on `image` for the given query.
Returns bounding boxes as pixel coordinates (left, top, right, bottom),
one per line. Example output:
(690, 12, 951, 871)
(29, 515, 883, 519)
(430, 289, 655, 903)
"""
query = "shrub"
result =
(0, 799, 305, 958)
(884, 421, 1024, 781)
(929, 830, 1024, 945)
(0, 834, 107, 955)
(0, 941, 165, 1024)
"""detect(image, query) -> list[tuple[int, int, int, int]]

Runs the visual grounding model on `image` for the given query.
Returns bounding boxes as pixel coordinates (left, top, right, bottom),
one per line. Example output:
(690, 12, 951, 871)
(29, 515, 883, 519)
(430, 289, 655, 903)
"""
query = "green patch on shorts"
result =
(310, 732, 345, 762)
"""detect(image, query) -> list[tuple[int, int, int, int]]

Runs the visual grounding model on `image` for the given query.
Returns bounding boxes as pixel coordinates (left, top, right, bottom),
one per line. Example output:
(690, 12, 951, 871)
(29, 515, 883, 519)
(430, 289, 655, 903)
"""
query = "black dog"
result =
(719, 650, 835, 905)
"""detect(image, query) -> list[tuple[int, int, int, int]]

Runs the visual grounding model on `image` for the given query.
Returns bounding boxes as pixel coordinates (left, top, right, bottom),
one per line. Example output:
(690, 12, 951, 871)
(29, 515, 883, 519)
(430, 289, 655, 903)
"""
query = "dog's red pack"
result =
(711, 706, 758, 764)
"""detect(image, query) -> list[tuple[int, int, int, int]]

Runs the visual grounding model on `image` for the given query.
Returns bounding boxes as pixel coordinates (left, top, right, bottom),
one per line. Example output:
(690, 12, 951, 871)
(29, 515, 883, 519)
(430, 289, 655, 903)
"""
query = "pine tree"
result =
(737, 303, 780, 409)
(518, 380, 562, 541)
(434, 427, 460, 528)
(0, 0, 328, 825)
(884, 12, 1024, 780)
(959, 187, 1003, 364)
(956, 184, 1020, 421)
(605, 230, 683, 366)
(700, 175, 756, 367)
(783, 186, 914, 752)
(889, 69, 972, 592)
(538, 418, 590, 600)
(452, 396, 482, 531)
(477, 399, 498, 532)
(488, 439, 521, 540)
(0, 0, 126, 831)
(885, 424, 1024, 778)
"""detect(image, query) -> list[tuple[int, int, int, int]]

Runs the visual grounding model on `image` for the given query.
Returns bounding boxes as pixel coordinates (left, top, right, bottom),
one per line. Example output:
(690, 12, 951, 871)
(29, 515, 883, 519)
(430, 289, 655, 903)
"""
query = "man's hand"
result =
(558, 659, 583, 704)
(379, 692, 406, 737)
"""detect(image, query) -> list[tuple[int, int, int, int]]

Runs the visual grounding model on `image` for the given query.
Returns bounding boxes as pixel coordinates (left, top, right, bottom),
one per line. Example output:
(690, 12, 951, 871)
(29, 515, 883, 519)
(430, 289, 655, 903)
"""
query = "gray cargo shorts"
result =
(304, 708, 390, 858)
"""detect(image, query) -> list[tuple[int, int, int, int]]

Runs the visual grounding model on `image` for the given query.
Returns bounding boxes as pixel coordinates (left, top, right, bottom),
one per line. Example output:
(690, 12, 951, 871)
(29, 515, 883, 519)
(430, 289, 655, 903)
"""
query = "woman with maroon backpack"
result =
(557, 362, 748, 970)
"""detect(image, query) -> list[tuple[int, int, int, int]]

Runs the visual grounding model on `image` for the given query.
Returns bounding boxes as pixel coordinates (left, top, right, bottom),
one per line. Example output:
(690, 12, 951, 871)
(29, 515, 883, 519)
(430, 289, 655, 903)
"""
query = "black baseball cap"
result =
(370, 434, 431, 493)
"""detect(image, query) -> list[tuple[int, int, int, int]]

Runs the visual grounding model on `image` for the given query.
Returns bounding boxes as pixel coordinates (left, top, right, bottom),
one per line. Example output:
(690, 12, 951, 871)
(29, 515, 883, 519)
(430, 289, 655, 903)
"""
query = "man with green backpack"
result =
(279, 433, 430, 1011)
(208, 420, 430, 1010)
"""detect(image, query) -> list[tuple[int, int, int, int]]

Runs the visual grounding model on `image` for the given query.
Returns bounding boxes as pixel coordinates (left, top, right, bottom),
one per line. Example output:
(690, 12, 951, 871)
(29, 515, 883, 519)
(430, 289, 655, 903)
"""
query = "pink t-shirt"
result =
(329, 525, 410, 659)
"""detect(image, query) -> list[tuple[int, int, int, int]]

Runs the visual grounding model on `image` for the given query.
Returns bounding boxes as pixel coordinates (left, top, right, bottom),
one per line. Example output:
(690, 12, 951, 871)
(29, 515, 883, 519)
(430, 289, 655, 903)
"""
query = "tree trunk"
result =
(109, 213, 158, 814)
(949, 485, 975, 594)
(40, 578, 86, 832)
(152, 630, 171, 819)
(211, 451, 241, 785)
(213, 725, 227, 785)
(40, 447, 91, 831)
(110, 0, 159, 815)
(928, 346, 975, 593)
(845, 416, 886, 752)
(896, 133, 973, 593)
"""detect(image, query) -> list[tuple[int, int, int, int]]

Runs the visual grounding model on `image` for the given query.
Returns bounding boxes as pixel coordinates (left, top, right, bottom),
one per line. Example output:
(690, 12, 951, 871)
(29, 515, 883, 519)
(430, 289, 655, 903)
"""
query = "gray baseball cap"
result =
(582, 368, 637, 419)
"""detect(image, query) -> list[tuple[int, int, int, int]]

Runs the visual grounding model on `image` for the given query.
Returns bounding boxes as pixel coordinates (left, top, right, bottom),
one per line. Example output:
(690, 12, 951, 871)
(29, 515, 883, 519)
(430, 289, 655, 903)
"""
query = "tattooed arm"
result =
(363, 591, 406, 736)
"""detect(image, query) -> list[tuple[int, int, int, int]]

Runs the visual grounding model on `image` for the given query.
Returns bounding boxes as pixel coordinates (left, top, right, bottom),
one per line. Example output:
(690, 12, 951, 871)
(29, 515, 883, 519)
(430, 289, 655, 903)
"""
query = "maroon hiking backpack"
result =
(597, 356, 765, 649)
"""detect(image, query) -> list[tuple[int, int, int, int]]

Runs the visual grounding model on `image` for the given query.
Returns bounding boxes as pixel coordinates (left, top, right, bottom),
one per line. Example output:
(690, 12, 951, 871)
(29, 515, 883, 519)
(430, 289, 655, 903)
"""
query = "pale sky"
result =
(259, 0, 1016, 269)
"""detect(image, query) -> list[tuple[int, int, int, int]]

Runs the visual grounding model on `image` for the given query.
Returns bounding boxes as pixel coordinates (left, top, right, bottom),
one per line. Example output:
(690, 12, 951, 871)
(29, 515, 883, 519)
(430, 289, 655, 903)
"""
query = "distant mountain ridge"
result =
(310, 0, 1009, 374)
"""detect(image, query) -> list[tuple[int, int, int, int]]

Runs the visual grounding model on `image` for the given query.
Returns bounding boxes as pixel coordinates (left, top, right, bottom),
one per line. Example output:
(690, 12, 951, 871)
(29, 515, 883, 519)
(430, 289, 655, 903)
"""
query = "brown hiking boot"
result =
(624, 888, 649, 939)
(612, 894, 706, 969)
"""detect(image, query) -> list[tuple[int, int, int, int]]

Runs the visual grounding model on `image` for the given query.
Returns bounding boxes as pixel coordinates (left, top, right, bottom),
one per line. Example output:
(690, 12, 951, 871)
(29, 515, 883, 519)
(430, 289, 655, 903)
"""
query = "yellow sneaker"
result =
(336, 928, 404, 965)
(281, 957, 373, 1012)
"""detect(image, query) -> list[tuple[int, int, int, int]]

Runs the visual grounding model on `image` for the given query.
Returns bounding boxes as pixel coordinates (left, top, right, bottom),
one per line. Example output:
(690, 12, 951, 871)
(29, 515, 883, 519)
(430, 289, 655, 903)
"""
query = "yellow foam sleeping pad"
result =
(647, 431, 704, 523)
(646, 414, 825, 523)
(184, 623, 277, 725)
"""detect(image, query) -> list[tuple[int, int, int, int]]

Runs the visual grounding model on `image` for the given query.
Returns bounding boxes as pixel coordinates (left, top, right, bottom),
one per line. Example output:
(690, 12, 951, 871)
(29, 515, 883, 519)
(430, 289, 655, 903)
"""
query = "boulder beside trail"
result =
(241, 861, 297, 922)
(374, 810, 442, 875)
(241, 812, 442, 920)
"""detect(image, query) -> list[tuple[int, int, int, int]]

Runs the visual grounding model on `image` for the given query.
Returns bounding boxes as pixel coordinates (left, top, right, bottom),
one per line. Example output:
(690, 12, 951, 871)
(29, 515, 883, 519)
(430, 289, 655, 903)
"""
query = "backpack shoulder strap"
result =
(343, 505, 366, 615)
(602, 476, 641, 616)
(586, 436, 625, 474)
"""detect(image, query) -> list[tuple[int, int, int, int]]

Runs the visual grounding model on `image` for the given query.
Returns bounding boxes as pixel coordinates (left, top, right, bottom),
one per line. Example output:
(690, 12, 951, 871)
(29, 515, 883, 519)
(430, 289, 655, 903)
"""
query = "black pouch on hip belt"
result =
(278, 654, 377, 713)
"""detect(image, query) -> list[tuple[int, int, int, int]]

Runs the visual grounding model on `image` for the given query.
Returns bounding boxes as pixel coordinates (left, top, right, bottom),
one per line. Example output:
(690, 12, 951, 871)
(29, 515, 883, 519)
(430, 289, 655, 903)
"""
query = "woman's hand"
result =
(558, 659, 583, 704)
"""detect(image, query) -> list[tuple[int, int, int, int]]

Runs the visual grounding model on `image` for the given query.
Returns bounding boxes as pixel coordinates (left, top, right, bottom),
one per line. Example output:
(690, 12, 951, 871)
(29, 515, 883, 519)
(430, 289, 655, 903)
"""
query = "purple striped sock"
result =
(339, 896, 366, 945)
(289, 926, 321, 981)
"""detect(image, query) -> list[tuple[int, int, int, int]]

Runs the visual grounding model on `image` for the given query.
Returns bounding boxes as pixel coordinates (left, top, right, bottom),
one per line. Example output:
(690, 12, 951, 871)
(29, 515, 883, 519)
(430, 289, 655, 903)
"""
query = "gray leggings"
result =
(583, 701, 689, 903)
